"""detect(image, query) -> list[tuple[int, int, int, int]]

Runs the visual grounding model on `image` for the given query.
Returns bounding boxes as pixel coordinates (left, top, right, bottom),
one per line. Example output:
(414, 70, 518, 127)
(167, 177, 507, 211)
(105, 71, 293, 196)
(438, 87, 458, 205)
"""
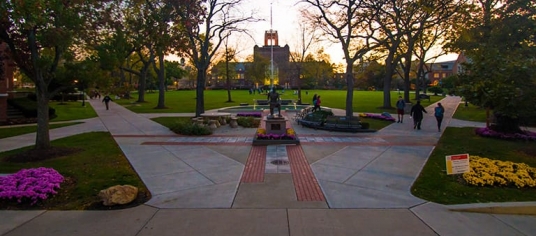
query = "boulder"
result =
(98, 185, 138, 206)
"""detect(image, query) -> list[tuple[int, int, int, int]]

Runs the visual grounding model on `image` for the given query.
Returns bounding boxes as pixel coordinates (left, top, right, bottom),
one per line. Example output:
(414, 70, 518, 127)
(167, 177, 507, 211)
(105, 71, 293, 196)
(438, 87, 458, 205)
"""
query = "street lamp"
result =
(74, 80, 85, 107)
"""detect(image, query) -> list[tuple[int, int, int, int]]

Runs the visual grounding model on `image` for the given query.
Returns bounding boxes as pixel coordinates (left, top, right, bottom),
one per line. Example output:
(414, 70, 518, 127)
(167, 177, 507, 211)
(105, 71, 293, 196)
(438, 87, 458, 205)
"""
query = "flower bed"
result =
(462, 155, 536, 188)
(0, 167, 65, 205)
(359, 113, 396, 122)
(252, 128, 299, 145)
(236, 112, 262, 118)
(475, 127, 536, 141)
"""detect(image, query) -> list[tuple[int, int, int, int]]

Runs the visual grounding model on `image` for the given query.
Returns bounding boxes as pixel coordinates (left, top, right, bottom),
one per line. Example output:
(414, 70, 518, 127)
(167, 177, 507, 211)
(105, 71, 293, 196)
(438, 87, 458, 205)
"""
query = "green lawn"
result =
(0, 132, 148, 210)
(0, 122, 82, 139)
(452, 102, 488, 122)
(411, 127, 536, 204)
(49, 101, 98, 121)
(114, 90, 442, 113)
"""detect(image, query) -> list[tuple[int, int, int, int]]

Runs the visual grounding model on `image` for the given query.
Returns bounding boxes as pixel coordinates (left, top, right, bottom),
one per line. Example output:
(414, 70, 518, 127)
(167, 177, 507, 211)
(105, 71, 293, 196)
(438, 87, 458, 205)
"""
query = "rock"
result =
(98, 185, 138, 206)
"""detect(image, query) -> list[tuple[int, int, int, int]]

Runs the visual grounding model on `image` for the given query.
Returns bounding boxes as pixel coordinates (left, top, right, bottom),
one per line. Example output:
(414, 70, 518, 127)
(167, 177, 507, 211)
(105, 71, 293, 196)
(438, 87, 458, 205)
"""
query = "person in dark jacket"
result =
(410, 100, 427, 130)
(102, 95, 113, 110)
(434, 102, 445, 132)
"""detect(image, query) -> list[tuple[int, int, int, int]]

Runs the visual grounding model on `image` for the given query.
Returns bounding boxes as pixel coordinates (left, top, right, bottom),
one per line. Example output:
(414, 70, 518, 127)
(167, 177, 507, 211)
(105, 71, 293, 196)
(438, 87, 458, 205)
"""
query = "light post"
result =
(81, 83, 85, 107)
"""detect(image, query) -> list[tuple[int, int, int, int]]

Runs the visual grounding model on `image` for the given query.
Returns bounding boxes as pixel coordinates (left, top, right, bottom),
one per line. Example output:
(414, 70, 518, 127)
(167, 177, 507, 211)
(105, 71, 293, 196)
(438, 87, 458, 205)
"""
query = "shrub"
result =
(0, 167, 65, 205)
(7, 97, 56, 118)
(428, 86, 444, 95)
(360, 122, 370, 129)
(237, 117, 261, 128)
(170, 122, 212, 135)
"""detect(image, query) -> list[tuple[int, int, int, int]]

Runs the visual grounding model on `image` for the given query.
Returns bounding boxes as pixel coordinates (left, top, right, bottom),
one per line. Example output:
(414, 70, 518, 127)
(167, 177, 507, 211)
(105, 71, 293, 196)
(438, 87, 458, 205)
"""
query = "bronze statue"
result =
(267, 88, 281, 117)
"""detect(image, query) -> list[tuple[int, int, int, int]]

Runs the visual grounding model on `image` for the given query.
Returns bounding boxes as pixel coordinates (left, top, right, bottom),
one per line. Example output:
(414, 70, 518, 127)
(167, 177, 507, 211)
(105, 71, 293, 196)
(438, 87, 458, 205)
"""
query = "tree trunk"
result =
(345, 64, 354, 118)
(383, 57, 394, 108)
(35, 77, 51, 150)
(195, 69, 207, 117)
(226, 56, 232, 102)
(156, 52, 166, 108)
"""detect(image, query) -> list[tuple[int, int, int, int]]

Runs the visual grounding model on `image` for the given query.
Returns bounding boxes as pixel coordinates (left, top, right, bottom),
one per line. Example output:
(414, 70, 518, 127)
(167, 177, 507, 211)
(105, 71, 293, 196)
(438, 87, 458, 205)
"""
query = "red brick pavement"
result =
(240, 146, 267, 183)
(287, 145, 326, 202)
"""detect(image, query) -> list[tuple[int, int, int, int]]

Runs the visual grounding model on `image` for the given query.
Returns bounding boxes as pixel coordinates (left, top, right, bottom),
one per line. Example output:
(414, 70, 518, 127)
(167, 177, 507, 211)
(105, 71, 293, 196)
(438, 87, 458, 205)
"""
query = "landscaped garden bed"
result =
(252, 128, 300, 146)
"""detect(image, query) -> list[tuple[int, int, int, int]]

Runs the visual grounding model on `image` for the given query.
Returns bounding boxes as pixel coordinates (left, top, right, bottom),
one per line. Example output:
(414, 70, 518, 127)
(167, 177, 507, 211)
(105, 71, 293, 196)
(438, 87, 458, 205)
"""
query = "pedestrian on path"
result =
(396, 96, 406, 123)
(434, 102, 445, 132)
(410, 100, 427, 130)
(102, 95, 113, 110)
(313, 95, 321, 112)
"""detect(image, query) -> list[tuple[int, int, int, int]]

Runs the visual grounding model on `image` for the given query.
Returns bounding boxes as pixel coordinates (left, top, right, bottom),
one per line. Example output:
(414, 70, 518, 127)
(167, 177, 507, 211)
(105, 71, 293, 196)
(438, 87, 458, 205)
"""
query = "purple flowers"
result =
(237, 112, 262, 118)
(256, 133, 296, 140)
(475, 127, 536, 141)
(0, 167, 65, 205)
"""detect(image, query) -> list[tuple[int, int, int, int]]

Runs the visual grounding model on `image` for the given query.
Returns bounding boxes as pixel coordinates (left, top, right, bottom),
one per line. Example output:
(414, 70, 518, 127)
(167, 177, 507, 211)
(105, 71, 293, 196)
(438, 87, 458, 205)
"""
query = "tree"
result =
(451, 0, 536, 133)
(301, 0, 383, 117)
(170, 0, 257, 116)
(289, 22, 320, 104)
(0, 1, 114, 149)
(397, 0, 464, 103)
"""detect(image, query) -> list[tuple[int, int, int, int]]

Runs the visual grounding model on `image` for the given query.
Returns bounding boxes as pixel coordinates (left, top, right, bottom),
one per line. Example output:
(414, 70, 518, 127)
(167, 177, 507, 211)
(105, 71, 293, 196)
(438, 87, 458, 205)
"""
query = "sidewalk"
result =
(1, 96, 536, 236)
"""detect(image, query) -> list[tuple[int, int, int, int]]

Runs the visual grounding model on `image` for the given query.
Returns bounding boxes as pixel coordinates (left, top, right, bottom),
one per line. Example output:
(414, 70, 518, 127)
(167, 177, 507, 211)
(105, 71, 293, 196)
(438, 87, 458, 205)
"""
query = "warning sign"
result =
(446, 154, 470, 175)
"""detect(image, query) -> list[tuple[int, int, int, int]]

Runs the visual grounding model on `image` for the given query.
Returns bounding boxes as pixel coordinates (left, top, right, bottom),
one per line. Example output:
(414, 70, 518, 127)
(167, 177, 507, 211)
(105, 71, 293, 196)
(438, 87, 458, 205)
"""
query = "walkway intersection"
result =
(1, 96, 536, 236)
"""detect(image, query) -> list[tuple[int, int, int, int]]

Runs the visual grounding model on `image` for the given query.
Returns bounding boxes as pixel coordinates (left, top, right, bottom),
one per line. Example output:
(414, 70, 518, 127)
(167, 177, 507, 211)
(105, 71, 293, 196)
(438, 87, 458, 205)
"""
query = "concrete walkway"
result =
(1, 96, 536, 236)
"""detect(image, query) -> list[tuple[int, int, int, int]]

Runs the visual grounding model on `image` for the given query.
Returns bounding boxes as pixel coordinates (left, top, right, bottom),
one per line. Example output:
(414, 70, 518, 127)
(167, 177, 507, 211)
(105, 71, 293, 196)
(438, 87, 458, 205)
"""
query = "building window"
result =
(434, 73, 439, 78)
(442, 73, 447, 78)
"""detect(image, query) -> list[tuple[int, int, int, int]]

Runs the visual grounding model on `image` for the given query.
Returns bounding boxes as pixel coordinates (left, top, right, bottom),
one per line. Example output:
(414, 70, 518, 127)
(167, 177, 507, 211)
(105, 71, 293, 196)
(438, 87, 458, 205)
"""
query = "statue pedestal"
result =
(264, 116, 287, 135)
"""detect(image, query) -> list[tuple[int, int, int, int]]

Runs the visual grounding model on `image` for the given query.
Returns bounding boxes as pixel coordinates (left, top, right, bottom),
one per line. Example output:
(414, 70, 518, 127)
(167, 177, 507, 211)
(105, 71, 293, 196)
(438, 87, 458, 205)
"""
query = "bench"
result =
(323, 116, 362, 132)
(418, 94, 430, 101)
(255, 100, 269, 105)
(293, 106, 314, 122)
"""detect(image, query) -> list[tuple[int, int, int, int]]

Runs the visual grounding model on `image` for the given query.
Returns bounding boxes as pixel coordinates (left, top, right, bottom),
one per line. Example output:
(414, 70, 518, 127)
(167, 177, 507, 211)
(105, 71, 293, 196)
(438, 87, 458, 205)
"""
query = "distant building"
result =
(425, 54, 466, 86)
(253, 30, 290, 87)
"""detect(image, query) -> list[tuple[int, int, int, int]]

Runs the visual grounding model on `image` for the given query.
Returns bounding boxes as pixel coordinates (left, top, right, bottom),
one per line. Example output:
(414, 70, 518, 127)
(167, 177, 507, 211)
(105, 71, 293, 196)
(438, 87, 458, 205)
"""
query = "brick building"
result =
(253, 30, 290, 87)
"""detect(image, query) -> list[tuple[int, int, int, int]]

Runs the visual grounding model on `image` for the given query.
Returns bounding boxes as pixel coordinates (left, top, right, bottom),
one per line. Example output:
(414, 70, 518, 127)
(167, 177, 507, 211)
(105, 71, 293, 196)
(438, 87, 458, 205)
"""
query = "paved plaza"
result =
(1, 96, 535, 236)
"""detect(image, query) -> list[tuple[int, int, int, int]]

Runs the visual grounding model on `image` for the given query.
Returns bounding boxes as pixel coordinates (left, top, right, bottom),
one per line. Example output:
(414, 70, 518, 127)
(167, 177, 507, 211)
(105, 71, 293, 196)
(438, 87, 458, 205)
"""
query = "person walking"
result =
(312, 94, 317, 111)
(395, 96, 406, 123)
(102, 95, 113, 110)
(434, 102, 445, 132)
(410, 100, 427, 130)
(314, 95, 322, 112)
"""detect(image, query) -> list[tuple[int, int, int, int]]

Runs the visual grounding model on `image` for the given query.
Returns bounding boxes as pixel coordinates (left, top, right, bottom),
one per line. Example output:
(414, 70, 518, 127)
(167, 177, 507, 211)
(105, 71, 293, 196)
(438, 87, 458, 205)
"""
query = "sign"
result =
(446, 154, 470, 175)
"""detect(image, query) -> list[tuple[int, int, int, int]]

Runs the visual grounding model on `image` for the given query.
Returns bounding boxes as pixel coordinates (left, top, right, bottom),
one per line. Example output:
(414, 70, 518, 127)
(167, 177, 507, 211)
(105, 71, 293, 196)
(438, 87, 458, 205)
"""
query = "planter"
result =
(252, 134, 300, 146)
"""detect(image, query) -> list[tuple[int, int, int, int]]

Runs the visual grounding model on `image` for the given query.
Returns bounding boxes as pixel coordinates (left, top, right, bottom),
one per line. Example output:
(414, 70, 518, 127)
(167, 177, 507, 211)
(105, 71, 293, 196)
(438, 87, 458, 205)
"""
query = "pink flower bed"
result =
(475, 127, 536, 141)
(256, 133, 296, 140)
(0, 167, 65, 205)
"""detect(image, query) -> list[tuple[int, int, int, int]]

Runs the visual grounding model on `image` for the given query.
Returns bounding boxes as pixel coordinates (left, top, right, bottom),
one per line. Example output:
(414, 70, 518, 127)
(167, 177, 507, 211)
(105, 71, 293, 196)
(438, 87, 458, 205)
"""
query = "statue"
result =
(267, 88, 281, 118)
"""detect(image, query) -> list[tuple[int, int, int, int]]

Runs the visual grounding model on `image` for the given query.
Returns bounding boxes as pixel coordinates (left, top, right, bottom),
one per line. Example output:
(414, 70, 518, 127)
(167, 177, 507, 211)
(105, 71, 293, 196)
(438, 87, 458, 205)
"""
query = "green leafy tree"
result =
(0, 1, 114, 149)
(451, 0, 536, 132)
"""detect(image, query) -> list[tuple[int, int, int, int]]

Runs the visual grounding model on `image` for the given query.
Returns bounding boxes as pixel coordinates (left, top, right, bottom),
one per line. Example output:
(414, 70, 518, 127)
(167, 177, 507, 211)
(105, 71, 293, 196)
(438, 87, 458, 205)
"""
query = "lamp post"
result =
(81, 83, 85, 107)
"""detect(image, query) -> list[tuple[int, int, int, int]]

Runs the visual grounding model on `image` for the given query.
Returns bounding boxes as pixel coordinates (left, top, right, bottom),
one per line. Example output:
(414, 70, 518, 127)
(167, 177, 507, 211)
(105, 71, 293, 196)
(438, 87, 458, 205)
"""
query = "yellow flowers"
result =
(257, 128, 266, 135)
(462, 156, 536, 188)
(286, 128, 295, 135)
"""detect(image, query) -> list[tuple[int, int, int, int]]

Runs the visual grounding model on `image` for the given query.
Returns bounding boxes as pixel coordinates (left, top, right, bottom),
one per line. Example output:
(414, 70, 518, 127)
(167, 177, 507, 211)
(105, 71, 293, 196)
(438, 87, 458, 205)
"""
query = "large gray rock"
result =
(98, 185, 139, 206)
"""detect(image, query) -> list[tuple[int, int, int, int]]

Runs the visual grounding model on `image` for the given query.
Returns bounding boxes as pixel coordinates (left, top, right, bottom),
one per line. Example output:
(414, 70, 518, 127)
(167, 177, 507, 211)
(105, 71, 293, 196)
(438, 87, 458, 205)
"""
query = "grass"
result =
(49, 101, 98, 121)
(0, 122, 83, 139)
(0, 132, 148, 210)
(452, 102, 488, 122)
(411, 127, 536, 204)
(114, 90, 442, 113)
